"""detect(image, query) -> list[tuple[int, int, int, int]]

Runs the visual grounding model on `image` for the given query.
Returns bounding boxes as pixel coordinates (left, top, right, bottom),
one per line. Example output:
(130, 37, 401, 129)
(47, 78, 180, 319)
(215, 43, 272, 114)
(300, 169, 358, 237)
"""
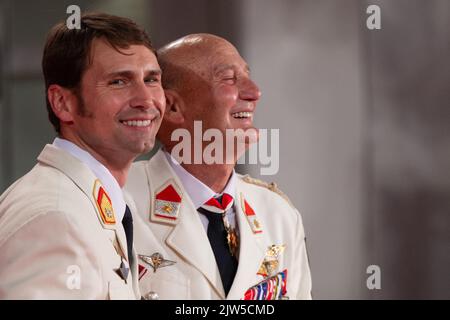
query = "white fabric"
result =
(0, 145, 140, 299)
(163, 150, 237, 232)
(125, 149, 312, 300)
(53, 138, 126, 222)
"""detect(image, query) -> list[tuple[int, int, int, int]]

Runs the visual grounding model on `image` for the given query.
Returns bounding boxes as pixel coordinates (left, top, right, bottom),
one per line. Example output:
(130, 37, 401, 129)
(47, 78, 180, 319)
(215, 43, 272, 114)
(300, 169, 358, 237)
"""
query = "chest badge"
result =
(257, 244, 286, 278)
(93, 179, 116, 226)
(153, 180, 182, 222)
(139, 252, 176, 272)
(240, 195, 263, 234)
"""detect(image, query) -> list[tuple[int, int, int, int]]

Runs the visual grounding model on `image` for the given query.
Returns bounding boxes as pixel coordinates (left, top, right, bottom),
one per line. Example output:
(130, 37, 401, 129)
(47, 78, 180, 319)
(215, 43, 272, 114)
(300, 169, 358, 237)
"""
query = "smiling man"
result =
(125, 34, 312, 300)
(0, 13, 165, 299)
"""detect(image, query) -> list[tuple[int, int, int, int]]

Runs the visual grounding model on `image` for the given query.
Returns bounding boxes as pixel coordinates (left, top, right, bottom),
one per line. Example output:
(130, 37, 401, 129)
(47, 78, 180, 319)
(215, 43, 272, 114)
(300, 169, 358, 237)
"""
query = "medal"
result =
(222, 214, 239, 257)
(257, 244, 286, 278)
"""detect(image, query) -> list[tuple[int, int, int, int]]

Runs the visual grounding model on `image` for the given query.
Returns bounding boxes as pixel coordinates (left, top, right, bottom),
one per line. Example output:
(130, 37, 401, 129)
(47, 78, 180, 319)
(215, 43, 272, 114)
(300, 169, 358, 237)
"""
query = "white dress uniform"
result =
(125, 149, 312, 300)
(0, 139, 140, 299)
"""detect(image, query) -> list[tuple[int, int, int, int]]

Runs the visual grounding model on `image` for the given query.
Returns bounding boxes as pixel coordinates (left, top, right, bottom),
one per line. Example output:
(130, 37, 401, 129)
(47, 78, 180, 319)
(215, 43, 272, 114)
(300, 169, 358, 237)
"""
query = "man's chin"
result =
(128, 139, 155, 156)
(142, 141, 156, 153)
(223, 127, 258, 162)
(234, 126, 260, 144)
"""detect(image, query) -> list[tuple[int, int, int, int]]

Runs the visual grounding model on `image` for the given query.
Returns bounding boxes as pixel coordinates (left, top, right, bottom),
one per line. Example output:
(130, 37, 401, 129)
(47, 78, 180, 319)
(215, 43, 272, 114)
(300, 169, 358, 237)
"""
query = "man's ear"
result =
(47, 84, 77, 123)
(163, 89, 185, 124)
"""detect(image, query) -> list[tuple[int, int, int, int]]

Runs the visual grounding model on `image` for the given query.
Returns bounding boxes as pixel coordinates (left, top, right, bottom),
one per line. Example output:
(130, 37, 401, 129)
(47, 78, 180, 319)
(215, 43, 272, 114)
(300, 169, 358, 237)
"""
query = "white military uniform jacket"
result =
(125, 150, 312, 300)
(0, 145, 140, 299)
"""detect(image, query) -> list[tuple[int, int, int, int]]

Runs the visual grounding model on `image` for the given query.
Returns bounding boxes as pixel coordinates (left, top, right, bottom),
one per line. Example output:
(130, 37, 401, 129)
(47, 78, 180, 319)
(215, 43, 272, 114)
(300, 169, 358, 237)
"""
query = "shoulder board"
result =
(241, 175, 295, 208)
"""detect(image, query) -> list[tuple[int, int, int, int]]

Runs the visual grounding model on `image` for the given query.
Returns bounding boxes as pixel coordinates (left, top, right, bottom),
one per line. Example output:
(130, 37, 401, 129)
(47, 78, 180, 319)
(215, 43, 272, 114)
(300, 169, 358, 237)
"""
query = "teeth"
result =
(232, 112, 252, 119)
(122, 120, 151, 127)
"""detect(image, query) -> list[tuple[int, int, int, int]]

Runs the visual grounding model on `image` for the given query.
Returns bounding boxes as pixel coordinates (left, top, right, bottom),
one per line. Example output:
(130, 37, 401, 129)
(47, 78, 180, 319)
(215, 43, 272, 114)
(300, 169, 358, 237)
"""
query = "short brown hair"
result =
(42, 12, 155, 133)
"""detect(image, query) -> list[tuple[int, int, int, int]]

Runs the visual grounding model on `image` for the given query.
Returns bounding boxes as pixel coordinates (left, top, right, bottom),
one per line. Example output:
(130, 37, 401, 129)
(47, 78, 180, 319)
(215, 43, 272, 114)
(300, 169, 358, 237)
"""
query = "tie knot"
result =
(201, 193, 234, 214)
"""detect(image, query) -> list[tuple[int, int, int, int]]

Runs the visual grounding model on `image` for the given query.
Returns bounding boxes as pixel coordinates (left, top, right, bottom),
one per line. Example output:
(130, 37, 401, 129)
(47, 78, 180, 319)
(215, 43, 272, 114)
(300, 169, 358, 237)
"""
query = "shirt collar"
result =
(53, 137, 126, 222)
(163, 150, 236, 209)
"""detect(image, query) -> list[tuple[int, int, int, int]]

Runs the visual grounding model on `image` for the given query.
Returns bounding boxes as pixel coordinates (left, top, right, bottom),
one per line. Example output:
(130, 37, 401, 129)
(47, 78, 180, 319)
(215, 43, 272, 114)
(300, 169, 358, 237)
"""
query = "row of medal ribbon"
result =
(243, 269, 287, 300)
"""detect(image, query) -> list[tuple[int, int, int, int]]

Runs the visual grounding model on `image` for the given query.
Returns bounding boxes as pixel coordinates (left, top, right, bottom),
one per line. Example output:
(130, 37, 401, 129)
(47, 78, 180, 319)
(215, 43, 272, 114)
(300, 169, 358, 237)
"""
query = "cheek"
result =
(102, 90, 129, 105)
(84, 88, 126, 111)
(213, 86, 239, 109)
(96, 91, 131, 118)
(155, 88, 166, 112)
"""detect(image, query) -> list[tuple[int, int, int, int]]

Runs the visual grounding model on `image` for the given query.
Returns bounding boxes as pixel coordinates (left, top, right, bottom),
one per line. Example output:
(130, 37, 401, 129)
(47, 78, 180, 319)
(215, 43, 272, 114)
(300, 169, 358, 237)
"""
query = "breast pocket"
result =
(139, 268, 189, 300)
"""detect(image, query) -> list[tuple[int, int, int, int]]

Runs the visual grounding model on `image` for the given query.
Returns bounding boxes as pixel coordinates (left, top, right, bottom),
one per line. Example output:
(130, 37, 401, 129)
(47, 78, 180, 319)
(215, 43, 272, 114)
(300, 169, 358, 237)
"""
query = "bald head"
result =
(156, 33, 260, 151)
(157, 33, 239, 91)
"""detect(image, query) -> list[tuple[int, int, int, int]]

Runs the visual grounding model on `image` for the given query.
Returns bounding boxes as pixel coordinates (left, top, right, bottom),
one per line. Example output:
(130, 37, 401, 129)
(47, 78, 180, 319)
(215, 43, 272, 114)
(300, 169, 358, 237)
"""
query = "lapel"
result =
(146, 150, 226, 298)
(114, 223, 131, 264)
(37, 144, 130, 264)
(226, 179, 267, 300)
(130, 247, 140, 298)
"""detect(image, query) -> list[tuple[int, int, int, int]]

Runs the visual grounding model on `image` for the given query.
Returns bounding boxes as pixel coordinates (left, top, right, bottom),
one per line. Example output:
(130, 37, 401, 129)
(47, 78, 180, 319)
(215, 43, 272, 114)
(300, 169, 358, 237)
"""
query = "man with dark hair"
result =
(125, 34, 312, 300)
(0, 13, 165, 299)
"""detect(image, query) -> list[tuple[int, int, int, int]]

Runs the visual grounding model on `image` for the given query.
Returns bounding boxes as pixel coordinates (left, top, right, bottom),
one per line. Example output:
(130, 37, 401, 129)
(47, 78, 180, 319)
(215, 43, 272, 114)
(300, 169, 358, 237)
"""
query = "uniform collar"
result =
(163, 150, 236, 209)
(53, 137, 126, 222)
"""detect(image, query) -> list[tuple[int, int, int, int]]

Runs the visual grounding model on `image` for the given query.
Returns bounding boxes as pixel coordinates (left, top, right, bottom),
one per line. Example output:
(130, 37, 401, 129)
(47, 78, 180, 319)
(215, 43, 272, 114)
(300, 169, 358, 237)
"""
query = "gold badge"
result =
(257, 244, 286, 278)
(226, 227, 239, 258)
(162, 204, 173, 213)
(93, 179, 116, 225)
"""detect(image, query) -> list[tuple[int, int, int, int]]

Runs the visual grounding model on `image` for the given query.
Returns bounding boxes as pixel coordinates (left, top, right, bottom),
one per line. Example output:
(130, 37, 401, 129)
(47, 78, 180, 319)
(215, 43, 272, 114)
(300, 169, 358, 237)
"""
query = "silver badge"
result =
(139, 252, 176, 272)
(115, 260, 130, 283)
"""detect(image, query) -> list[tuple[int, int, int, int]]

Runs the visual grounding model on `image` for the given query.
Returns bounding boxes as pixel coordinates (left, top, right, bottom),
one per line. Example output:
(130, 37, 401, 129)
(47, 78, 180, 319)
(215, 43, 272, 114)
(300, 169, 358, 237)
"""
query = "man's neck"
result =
(181, 162, 234, 194)
(59, 135, 133, 187)
(103, 165, 130, 188)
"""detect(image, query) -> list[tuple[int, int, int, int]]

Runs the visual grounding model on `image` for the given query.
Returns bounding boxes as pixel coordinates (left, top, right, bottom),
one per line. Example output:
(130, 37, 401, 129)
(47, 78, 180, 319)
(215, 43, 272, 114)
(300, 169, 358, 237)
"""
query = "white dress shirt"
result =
(163, 150, 238, 232)
(53, 137, 127, 222)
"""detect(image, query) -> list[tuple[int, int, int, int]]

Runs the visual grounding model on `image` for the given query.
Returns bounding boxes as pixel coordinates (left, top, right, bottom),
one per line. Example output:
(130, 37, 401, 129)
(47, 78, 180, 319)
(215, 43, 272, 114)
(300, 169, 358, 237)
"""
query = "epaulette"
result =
(241, 175, 295, 208)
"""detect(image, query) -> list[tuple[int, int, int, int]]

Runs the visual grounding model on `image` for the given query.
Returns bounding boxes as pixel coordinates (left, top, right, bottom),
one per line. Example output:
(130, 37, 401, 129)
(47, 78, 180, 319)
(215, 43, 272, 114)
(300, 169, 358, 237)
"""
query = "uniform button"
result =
(142, 291, 159, 300)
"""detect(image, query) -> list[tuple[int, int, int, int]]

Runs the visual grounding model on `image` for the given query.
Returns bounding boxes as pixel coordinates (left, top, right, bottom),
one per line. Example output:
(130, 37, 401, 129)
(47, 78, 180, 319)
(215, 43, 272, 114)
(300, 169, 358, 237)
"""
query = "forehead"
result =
(87, 38, 158, 72)
(200, 42, 249, 75)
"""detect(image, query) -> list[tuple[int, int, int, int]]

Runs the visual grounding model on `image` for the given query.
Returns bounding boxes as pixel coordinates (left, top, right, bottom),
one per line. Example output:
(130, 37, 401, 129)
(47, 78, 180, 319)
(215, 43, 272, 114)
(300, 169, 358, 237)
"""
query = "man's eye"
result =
(145, 76, 160, 84)
(109, 79, 126, 86)
(223, 75, 237, 84)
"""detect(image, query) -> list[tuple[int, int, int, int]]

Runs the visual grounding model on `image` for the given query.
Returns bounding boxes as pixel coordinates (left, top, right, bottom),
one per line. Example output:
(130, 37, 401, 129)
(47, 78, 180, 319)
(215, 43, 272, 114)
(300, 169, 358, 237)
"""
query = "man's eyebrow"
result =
(214, 64, 234, 74)
(104, 70, 134, 78)
(214, 64, 250, 74)
(104, 69, 162, 78)
(145, 69, 162, 76)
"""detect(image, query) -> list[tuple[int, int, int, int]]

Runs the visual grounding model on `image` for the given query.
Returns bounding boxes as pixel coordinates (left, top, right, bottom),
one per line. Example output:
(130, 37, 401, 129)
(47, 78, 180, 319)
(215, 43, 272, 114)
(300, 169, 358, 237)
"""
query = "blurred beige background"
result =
(0, 0, 449, 299)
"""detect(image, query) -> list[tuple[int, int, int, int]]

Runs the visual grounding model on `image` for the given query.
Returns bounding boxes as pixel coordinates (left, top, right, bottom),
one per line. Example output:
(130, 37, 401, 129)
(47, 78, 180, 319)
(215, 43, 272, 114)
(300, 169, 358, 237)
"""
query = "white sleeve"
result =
(293, 209, 313, 300)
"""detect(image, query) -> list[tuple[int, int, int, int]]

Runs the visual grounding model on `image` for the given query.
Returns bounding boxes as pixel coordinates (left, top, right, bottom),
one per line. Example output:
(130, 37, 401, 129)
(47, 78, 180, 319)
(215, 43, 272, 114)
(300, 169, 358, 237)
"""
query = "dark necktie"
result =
(198, 194, 238, 295)
(122, 205, 134, 264)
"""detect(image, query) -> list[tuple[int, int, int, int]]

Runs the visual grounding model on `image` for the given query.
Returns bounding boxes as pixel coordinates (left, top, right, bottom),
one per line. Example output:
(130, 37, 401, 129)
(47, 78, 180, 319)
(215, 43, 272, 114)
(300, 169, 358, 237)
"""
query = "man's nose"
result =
(239, 77, 261, 101)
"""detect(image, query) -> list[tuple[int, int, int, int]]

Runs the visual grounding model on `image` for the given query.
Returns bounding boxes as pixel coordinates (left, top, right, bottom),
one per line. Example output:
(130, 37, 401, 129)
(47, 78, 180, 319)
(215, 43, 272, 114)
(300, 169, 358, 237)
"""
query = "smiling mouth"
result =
(120, 120, 152, 127)
(231, 111, 253, 119)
